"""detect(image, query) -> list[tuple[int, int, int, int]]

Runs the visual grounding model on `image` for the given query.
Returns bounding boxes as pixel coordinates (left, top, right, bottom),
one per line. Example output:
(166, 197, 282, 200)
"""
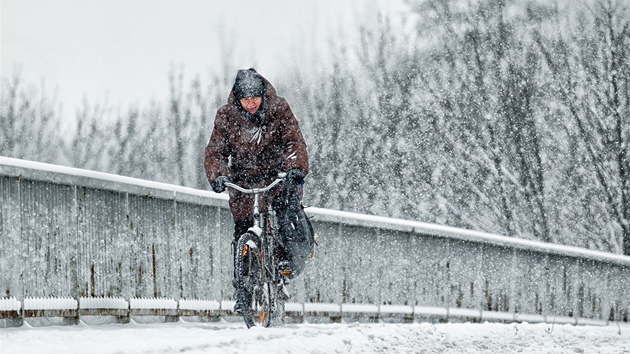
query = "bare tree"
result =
(0, 73, 65, 164)
(4, 0, 627, 256)
(534, 0, 630, 253)
(412, 0, 552, 240)
(67, 98, 111, 171)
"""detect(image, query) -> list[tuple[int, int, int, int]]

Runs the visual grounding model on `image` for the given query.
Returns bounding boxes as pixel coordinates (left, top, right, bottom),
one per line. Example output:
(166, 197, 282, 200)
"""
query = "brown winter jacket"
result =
(204, 72, 309, 221)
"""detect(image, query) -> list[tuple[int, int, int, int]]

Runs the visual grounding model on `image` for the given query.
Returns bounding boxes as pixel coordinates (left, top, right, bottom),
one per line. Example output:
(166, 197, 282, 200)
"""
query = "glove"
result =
(286, 169, 305, 184)
(211, 176, 229, 193)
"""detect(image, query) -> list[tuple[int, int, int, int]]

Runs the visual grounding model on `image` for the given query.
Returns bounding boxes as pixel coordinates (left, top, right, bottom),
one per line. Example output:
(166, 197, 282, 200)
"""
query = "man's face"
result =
(240, 97, 262, 114)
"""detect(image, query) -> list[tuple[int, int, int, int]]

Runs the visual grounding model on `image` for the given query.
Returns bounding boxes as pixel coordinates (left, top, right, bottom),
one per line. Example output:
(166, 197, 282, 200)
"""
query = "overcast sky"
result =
(1, 0, 403, 115)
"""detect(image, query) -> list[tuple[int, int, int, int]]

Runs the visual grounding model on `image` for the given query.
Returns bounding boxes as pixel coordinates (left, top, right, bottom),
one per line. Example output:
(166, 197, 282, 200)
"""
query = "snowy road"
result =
(1, 319, 628, 354)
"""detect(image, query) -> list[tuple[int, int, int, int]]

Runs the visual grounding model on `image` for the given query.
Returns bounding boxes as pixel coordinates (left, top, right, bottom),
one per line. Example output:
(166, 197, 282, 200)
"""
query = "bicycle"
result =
(225, 174, 290, 328)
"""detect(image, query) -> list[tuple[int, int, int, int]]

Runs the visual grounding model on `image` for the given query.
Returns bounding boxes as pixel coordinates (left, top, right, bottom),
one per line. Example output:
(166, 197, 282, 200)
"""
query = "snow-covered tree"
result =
(0, 73, 65, 163)
(534, 0, 630, 254)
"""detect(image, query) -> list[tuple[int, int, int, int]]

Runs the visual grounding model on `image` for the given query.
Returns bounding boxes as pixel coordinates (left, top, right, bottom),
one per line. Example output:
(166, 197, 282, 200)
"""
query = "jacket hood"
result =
(233, 69, 265, 100)
(228, 69, 278, 126)
(228, 69, 278, 107)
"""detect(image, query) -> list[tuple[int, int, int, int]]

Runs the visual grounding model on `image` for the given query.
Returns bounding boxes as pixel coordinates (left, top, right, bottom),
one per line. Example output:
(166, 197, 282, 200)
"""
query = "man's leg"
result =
(271, 186, 291, 272)
(271, 183, 304, 294)
(232, 216, 254, 254)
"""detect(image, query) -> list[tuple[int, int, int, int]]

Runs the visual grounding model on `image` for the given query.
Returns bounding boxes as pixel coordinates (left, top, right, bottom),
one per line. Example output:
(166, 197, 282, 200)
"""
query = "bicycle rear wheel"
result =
(235, 232, 272, 328)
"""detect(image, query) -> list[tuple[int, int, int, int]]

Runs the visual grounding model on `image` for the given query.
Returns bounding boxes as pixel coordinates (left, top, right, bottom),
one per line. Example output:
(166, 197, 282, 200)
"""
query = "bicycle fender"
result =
(246, 239, 258, 250)
(248, 225, 263, 237)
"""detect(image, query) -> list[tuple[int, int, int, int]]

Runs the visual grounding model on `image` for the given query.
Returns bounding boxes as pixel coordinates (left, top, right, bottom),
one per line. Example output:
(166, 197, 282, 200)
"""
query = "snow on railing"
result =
(0, 297, 612, 327)
(414, 306, 448, 317)
(0, 297, 21, 311)
(513, 313, 544, 323)
(485, 311, 519, 322)
(448, 307, 482, 319)
(284, 302, 305, 313)
(379, 304, 414, 315)
(79, 297, 128, 310)
(220, 300, 236, 312)
(304, 302, 341, 313)
(23, 297, 77, 310)
(341, 303, 380, 314)
(179, 299, 220, 311)
(129, 297, 177, 310)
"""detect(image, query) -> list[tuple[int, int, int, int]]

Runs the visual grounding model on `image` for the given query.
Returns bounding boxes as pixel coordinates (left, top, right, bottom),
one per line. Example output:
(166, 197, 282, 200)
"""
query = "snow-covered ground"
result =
(1, 319, 628, 354)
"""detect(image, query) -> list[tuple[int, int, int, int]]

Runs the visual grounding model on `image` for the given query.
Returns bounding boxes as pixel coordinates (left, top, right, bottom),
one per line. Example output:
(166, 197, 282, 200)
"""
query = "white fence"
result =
(1, 295, 612, 326)
(1, 156, 629, 324)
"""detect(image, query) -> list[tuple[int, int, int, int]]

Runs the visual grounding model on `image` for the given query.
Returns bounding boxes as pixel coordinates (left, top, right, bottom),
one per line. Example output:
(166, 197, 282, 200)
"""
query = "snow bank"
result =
(0, 321, 627, 354)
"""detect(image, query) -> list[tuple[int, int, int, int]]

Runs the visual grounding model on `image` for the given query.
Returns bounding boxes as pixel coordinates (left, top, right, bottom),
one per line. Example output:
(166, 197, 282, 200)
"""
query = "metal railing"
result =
(1, 156, 628, 323)
(0, 296, 611, 327)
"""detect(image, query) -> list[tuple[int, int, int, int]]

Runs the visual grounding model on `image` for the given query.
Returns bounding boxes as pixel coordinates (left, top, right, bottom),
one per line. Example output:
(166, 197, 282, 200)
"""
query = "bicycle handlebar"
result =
(224, 174, 286, 194)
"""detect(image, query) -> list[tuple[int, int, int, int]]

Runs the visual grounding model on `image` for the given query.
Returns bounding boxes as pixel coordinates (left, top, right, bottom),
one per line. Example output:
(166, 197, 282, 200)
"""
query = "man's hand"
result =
(286, 169, 305, 184)
(211, 176, 229, 193)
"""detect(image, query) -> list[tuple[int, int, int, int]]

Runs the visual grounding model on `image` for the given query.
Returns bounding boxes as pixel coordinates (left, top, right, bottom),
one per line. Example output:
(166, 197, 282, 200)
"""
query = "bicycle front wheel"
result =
(235, 232, 272, 328)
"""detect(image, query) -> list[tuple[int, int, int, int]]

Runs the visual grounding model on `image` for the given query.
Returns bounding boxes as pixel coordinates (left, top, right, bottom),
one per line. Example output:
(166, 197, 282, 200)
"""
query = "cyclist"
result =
(204, 68, 309, 312)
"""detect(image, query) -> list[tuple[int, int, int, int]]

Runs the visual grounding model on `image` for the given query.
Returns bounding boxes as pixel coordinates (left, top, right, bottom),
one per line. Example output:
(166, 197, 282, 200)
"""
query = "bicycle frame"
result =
(224, 175, 286, 327)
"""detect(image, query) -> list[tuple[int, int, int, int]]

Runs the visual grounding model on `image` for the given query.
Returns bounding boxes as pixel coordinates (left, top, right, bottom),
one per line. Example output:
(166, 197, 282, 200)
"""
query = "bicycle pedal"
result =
(278, 260, 292, 276)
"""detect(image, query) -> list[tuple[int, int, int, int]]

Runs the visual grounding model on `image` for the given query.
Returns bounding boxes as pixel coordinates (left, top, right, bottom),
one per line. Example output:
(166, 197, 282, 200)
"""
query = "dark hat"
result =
(234, 68, 265, 100)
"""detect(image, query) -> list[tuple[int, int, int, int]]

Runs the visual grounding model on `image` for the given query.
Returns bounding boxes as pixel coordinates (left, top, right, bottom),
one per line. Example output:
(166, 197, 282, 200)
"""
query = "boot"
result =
(276, 245, 293, 278)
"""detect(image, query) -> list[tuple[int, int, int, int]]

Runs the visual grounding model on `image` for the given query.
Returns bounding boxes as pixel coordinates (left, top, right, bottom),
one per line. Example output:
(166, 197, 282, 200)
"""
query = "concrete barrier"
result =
(1, 156, 629, 324)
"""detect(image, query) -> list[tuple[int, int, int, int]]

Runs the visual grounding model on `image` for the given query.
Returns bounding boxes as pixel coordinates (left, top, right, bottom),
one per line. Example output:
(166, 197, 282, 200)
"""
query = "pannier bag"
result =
(275, 183, 315, 278)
